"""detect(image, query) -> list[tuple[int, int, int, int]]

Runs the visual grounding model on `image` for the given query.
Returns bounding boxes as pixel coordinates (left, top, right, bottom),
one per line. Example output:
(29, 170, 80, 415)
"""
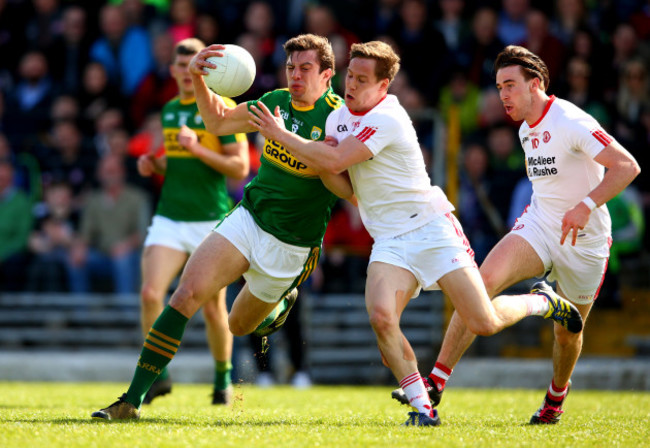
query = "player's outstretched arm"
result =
(249, 102, 372, 174)
(560, 141, 641, 245)
(190, 45, 256, 136)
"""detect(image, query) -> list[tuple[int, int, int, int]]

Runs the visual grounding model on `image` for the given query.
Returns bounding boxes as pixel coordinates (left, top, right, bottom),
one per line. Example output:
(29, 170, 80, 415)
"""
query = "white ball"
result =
(204, 44, 256, 98)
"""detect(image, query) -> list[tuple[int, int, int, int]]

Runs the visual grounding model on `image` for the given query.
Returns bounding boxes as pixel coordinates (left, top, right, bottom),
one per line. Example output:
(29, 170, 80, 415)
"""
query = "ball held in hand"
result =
(204, 44, 256, 98)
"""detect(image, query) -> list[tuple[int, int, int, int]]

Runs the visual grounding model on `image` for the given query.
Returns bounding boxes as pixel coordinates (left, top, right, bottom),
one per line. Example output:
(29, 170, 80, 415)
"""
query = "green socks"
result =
(254, 298, 288, 333)
(125, 306, 188, 407)
(214, 360, 233, 390)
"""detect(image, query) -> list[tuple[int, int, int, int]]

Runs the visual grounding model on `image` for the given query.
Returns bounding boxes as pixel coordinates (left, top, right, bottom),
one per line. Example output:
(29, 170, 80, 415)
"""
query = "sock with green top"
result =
(214, 360, 233, 390)
(254, 298, 288, 333)
(125, 306, 188, 407)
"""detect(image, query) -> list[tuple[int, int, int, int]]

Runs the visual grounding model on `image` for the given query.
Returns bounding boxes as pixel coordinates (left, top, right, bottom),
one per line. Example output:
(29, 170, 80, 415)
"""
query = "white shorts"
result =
(144, 215, 217, 253)
(214, 206, 319, 303)
(511, 207, 611, 304)
(370, 212, 477, 298)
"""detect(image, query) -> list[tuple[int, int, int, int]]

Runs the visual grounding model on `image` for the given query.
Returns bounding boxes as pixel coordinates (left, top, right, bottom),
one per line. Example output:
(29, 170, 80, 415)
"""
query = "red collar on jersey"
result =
(349, 94, 388, 116)
(529, 95, 556, 128)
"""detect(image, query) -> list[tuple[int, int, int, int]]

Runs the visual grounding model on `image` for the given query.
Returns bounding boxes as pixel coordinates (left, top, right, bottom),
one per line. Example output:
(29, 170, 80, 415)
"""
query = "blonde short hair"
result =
(350, 41, 400, 84)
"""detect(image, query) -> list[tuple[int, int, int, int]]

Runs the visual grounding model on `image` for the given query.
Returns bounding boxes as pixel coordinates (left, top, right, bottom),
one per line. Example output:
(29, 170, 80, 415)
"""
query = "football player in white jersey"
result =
(392, 45, 641, 425)
(248, 41, 586, 427)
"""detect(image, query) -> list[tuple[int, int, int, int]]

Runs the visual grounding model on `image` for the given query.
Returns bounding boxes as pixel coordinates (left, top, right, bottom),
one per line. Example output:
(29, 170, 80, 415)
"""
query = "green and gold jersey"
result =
(245, 88, 343, 247)
(157, 96, 247, 221)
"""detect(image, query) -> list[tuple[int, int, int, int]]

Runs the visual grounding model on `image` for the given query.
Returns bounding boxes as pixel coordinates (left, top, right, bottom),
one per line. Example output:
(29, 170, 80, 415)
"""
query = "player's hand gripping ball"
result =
(204, 44, 256, 98)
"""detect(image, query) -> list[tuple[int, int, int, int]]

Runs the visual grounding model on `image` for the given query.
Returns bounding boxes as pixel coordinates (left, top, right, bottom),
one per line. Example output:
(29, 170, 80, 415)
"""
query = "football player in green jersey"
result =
(134, 38, 249, 406)
(91, 34, 350, 420)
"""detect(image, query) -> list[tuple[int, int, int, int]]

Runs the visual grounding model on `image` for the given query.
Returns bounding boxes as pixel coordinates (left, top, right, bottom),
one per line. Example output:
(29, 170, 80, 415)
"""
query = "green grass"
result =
(0, 382, 648, 448)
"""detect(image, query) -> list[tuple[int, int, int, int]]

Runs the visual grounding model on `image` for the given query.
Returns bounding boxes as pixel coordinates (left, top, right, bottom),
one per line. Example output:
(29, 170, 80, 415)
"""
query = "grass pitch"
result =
(0, 382, 648, 447)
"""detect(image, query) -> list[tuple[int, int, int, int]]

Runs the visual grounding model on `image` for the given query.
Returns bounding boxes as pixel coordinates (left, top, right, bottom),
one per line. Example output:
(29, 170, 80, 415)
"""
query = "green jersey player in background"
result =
(130, 39, 249, 407)
(92, 34, 350, 420)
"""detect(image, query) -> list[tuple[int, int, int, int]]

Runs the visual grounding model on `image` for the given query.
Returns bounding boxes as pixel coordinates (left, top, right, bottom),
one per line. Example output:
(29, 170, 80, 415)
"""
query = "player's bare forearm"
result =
(589, 143, 641, 207)
(320, 171, 355, 201)
(561, 142, 640, 246)
(191, 141, 250, 180)
(191, 74, 254, 136)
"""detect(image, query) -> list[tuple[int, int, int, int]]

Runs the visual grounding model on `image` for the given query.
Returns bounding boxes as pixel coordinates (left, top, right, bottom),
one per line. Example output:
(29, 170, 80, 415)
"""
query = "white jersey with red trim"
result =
(325, 94, 454, 240)
(518, 95, 612, 244)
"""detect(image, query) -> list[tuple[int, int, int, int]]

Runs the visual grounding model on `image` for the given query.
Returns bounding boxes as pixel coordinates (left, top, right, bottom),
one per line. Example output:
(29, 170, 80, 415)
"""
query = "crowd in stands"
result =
(0, 0, 648, 303)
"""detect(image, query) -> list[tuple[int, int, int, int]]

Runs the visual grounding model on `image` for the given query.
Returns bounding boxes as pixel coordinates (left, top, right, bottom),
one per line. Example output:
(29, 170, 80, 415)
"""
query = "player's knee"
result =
(168, 282, 202, 317)
(555, 326, 582, 347)
(227, 315, 249, 337)
(479, 270, 501, 298)
(368, 306, 398, 335)
(466, 318, 499, 337)
(140, 283, 164, 307)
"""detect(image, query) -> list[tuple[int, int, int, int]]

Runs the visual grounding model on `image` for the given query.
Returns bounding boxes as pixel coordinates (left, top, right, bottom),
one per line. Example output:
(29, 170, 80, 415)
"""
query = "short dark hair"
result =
(494, 45, 550, 91)
(350, 41, 401, 84)
(283, 34, 335, 77)
(174, 38, 205, 59)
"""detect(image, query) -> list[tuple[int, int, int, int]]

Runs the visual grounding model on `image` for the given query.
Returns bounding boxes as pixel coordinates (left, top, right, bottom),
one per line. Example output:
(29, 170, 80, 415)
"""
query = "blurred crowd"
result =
(0, 0, 648, 301)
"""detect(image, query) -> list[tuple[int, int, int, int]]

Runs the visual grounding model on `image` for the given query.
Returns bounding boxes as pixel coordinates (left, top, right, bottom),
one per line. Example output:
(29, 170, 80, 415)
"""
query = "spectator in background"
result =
(522, 10, 565, 88)
(0, 132, 40, 203)
(485, 124, 526, 223)
(39, 120, 96, 198)
(128, 111, 165, 195)
(0, 158, 33, 291)
(25, 0, 62, 54)
(195, 13, 220, 46)
(90, 4, 154, 96)
(328, 34, 349, 96)
(610, 24, 649, 87)
(630, 0, 650, 40)
(549, 0, 590, 45)
(241, 1, 280, 94)
(94, 108, 127, 156)
(69, 153, 150, 294)
(497, 0, 530, 45)
(168, 0, 197, 43)
(236, 32, 279, 102)
(477, 87, 509, 128)
(456, 7, 504, 89)
(3, 51, 55, 150)
(614, 59, 650, 154)
(304, 4, 358, 51)
(458, 141, 502, 263)
(116, 0, 167, 35)
(130, 32, 177, 128)
(438, 67, 481, 137)
(50, 94, 81, 125)
(614, 59, 650, 220)
(507, 176, 533, 227)
(48, 5, 92, 94)
(434, 0, 469, 53)
(368, 0, 401, 38)
(567, 27, 613, 98)
(599, 186, 645, 308)
(27, 180, 79, 292)
(387, 0, 448, 102)
(558, 57, 610, 127)
(243, 1, 277, 62)
(78, 62, 125, 134)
